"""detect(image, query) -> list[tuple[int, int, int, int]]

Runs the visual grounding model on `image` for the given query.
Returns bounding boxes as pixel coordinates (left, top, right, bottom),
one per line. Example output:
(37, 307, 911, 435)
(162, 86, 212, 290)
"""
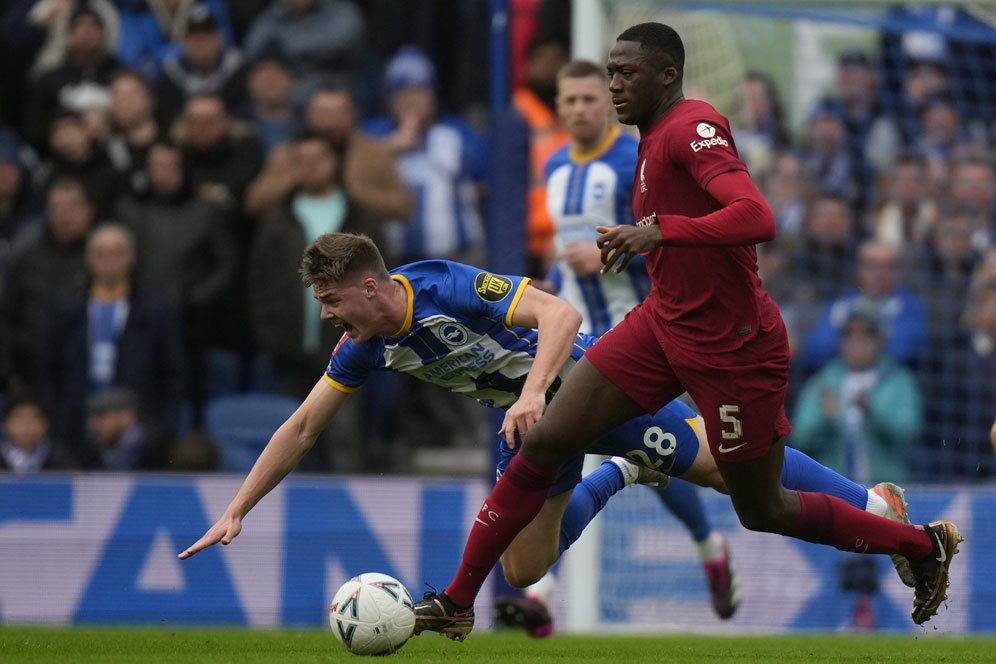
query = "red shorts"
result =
(586, 303, 792, 462)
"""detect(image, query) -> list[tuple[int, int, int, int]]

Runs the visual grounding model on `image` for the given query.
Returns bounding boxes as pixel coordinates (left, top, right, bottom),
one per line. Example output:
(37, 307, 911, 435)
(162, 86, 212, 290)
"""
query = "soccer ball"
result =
(329, 572, 416, 656)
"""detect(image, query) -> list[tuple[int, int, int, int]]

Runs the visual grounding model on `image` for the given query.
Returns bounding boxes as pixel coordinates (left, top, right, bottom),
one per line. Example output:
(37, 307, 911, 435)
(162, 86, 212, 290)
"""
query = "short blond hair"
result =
(558, 59, 603, 82)
(299, 233, 389, 287)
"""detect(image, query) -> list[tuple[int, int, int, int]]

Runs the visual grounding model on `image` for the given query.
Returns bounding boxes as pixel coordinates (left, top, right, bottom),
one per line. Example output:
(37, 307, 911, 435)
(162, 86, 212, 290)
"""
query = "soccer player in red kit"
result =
(413, 23, 962, 639)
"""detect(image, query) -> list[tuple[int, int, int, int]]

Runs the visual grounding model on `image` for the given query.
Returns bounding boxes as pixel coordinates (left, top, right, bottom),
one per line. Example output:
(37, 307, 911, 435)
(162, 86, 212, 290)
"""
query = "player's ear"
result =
(656, 52, 680, 87)
(660, 65, 679, 86)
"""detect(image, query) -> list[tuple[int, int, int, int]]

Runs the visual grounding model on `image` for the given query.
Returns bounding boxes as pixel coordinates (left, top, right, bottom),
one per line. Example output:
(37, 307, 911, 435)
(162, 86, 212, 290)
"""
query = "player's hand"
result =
(178, 511, 243, 560)
(561, 241, 604, 277)
(596, 224, 662, 274)
(500, 391, 547, 448)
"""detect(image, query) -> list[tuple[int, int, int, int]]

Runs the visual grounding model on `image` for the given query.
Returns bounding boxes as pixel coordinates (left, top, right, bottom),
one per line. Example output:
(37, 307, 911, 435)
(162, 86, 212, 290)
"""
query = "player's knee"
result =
(732, 499, 792, 534)
(520, 426, 566, 470)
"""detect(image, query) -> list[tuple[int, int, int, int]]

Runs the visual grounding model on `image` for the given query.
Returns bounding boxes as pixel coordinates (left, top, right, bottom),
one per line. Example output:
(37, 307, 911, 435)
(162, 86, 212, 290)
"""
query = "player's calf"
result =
(728, 490, 798, 535)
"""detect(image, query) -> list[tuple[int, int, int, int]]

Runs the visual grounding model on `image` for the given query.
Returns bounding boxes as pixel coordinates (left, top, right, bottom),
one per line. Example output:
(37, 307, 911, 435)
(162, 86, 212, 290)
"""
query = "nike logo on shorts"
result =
(717, 442, 748, 454)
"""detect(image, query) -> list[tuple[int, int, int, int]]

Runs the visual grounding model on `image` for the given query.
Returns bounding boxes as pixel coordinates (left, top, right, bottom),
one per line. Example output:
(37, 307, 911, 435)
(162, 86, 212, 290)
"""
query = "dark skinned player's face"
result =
(606, 40, 675, 128)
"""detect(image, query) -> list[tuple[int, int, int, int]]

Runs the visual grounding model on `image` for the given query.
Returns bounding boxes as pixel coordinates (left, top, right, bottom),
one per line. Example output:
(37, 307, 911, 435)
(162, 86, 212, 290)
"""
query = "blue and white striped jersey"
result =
(361, 116, 487, 261)
(544, 126, 650, 336)
(324, 260, 594, 409)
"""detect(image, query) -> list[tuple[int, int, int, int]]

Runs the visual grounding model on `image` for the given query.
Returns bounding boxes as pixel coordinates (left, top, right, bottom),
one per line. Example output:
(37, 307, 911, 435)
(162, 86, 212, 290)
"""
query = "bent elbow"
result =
(761, 222, 777, 243)
(566, 307, 583, 334)
(754, 201, 777, 243)
(558, 302, 583, 334)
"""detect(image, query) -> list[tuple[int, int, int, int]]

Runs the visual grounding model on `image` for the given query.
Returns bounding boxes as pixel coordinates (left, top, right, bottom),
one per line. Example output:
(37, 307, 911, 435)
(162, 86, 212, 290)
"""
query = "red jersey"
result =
(633, 99, 781, 352)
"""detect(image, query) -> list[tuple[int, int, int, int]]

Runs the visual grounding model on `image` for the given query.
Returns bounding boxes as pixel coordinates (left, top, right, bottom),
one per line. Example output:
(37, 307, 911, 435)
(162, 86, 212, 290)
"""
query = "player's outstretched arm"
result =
(178, 379, 349, 559)
(500, 285, 582, 445)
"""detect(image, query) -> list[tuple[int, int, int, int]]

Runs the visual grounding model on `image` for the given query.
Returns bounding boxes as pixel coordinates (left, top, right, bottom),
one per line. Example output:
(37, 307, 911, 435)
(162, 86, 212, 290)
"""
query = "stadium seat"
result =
(203, 393, 299, 472)
(203, 348, 249, 399)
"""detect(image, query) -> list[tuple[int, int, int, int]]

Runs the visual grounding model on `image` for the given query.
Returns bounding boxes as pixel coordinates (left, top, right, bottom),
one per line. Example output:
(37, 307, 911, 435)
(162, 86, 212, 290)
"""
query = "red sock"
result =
(444, 454, 557, 608)
(796, 491, 932, 559)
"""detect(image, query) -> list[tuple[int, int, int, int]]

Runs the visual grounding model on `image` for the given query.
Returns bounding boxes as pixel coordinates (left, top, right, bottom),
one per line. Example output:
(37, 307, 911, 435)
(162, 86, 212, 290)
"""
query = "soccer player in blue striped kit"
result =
(493, 59, 742, 636)
(180, 233, 910, 641)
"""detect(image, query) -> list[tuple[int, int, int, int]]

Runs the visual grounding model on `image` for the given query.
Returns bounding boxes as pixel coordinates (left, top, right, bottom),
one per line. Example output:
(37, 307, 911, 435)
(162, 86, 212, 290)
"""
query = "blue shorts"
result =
(495, 399, 701, 496)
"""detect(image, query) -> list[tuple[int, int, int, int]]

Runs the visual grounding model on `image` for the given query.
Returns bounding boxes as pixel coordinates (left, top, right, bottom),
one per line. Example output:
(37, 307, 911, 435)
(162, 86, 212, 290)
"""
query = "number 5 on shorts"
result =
(719, 404, 742, 440)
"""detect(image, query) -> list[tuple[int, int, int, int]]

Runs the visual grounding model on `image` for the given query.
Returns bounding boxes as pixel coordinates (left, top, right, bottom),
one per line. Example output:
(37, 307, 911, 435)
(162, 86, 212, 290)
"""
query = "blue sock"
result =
(781, 446, 868, 510)
(655, 477, 711, 542)
(559, 460, 626, 555)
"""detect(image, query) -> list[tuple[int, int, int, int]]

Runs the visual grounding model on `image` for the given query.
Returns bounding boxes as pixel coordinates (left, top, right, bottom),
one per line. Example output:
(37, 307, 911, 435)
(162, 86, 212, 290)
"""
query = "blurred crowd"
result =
(730, 22, 996, 483)
(0, 0, 567, 475)
(0, 1, 993, 482)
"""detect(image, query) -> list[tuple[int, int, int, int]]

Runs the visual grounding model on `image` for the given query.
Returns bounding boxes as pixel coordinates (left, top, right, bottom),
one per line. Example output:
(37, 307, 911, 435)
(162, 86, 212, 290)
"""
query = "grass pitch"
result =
(2, 627, 994, 663)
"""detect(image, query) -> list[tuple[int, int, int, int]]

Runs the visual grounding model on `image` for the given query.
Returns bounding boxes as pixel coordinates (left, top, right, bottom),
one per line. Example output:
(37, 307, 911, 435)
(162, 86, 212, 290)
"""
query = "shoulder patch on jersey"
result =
(474, 272, 513, 302)
(689, 120, 729, 152)
(696, 122, 716, 138)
